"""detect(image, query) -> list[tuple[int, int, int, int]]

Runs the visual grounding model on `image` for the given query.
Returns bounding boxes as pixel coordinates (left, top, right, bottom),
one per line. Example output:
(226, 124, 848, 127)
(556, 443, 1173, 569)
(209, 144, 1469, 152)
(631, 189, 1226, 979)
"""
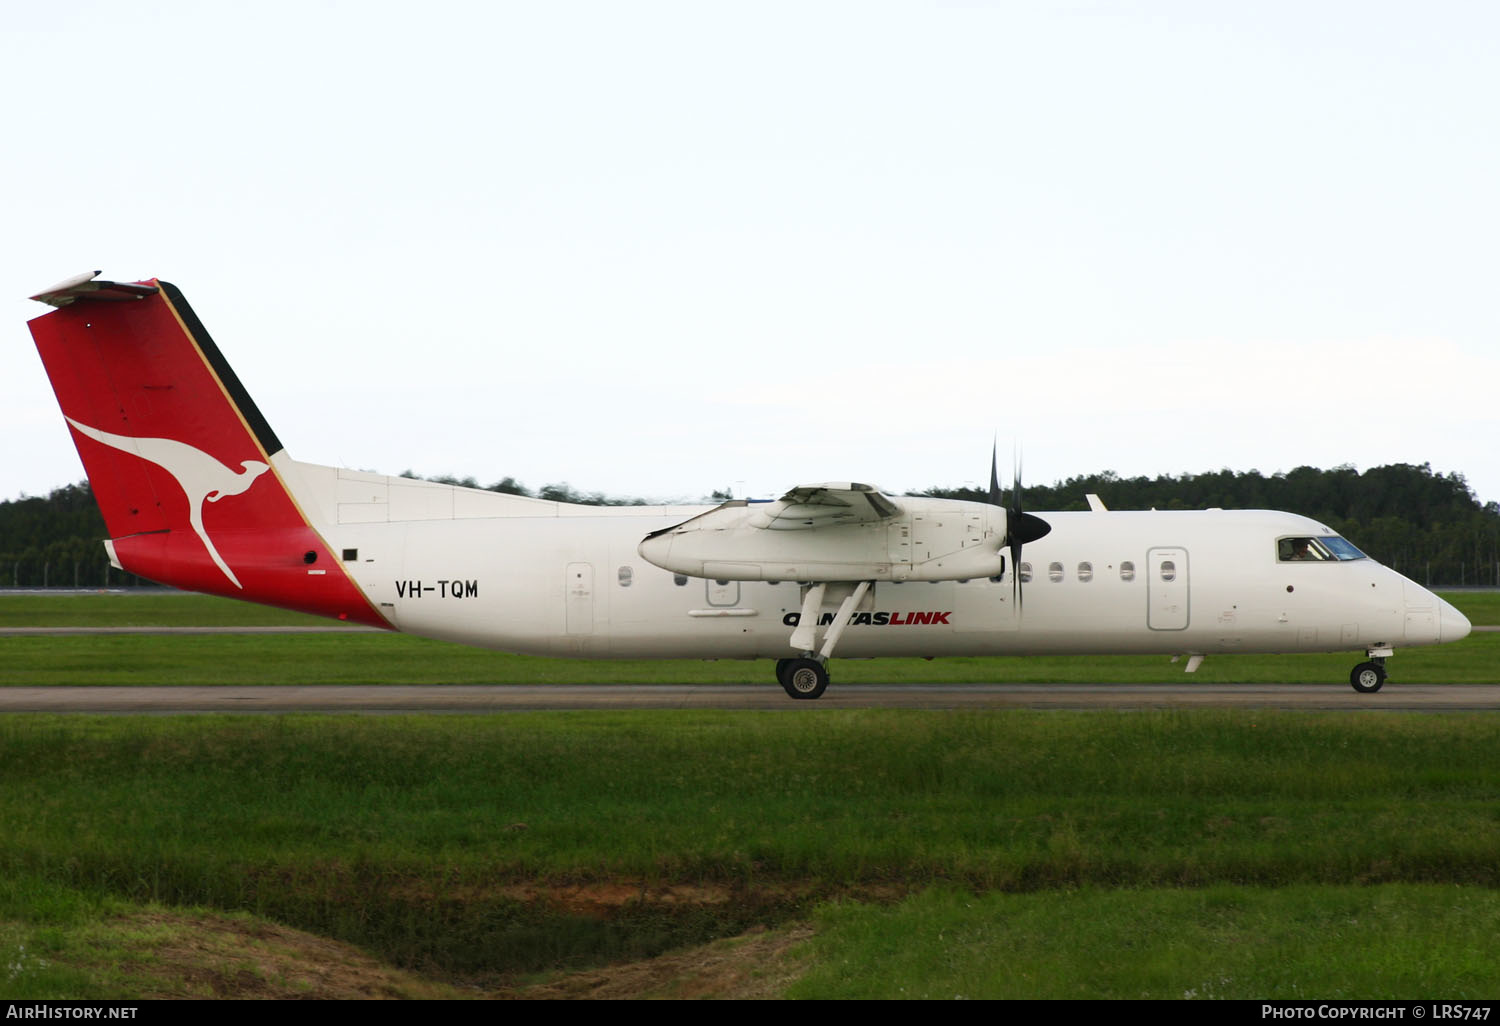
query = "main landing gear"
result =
(776, 657, 829, 700)
(773, 580, 870, 700)
(1349, 657, 1388, 694)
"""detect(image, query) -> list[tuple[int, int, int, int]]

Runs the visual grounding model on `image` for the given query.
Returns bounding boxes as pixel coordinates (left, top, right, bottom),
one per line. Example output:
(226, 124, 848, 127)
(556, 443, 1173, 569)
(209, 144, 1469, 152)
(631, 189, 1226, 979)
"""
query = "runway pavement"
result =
(3, 683, 1499, 713)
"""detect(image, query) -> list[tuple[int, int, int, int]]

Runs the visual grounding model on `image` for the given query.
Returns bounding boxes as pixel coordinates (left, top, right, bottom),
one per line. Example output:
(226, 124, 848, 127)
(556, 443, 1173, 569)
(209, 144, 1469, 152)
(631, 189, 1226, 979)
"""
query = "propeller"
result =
(987, 442, 1051, 612)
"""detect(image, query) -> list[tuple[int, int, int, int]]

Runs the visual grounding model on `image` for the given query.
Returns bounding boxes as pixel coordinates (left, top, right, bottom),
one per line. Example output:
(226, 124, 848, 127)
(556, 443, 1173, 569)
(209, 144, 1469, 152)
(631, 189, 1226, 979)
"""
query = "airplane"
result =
(26, 272, 1472, 699)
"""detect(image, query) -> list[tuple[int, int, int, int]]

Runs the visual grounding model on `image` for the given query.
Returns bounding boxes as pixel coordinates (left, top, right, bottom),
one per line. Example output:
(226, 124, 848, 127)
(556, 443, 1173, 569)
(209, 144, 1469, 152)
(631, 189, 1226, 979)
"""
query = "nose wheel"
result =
(1350, 659, 1387, 694)
(776, 657, 829, 700)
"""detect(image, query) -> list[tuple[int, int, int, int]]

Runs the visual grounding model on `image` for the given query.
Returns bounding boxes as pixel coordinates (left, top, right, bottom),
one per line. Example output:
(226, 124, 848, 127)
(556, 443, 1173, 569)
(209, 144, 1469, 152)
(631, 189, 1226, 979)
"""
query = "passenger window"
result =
(1120, 561, 1135, 582)
(1160, 560, 1176, 582)
(618, 566, 633, 587)
(1018, 562, 1033, 583)
(1077, 561, 1093, 582)
(1048, 562, 1064, 583)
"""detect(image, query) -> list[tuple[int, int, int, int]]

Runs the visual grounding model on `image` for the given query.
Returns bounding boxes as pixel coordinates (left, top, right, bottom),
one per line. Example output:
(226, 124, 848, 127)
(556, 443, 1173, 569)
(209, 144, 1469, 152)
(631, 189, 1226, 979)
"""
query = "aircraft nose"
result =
(1438, 596, 1472, 643)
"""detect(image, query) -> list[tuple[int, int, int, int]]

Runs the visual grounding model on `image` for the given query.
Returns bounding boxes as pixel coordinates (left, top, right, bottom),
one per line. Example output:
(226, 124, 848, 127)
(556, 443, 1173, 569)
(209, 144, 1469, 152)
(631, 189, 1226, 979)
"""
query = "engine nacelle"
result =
(638, 493, 1009, 583)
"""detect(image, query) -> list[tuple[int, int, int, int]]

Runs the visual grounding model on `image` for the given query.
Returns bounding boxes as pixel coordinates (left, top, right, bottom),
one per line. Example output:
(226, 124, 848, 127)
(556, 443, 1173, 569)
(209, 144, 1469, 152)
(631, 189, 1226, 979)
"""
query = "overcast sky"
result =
(5, 1, 1497, 510)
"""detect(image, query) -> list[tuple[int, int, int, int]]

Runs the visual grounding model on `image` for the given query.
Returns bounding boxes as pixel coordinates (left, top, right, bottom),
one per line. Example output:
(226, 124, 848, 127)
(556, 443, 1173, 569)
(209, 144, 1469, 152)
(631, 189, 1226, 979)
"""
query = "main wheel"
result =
(1350, 661, 1387, 694)
(779, 658, 829, 700)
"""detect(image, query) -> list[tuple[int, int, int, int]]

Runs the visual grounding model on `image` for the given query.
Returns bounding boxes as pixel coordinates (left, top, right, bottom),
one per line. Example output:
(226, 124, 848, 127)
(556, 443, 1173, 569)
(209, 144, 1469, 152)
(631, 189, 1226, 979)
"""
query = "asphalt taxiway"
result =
(3, 684, 1499, 713)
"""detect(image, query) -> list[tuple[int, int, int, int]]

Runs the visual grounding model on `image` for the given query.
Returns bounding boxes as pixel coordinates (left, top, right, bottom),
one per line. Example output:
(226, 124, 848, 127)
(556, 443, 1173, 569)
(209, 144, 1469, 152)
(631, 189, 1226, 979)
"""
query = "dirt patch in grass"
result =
(118, 912, 461, 999)
(97, 902, 816, 1000)
(502, 922, 816, 1000)
(496, 880, 785, 916)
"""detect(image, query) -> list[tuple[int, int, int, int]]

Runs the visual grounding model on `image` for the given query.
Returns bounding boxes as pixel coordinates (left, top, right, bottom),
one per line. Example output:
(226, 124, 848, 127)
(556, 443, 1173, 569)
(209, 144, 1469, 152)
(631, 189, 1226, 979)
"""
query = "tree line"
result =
(2, 463, 1496, 588)
(0, 482, 147, 588)
(921, 463, 1500, 586)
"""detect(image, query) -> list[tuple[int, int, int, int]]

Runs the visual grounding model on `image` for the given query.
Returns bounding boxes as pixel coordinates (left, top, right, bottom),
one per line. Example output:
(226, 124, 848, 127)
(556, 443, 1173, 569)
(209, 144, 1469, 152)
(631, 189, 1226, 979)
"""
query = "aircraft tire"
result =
(780, 658, 829, 700)
(1350, 661, 1387, 694)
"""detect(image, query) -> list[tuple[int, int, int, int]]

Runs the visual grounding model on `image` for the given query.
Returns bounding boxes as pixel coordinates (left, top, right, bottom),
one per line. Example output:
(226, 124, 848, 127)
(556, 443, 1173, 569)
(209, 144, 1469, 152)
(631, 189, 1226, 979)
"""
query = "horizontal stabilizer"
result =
(30, 271, 158, 307)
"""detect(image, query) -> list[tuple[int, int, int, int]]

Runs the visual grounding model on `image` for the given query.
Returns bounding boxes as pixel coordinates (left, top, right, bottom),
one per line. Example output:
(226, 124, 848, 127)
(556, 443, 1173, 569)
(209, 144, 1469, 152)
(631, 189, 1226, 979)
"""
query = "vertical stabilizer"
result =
(27, 272, 389, 627)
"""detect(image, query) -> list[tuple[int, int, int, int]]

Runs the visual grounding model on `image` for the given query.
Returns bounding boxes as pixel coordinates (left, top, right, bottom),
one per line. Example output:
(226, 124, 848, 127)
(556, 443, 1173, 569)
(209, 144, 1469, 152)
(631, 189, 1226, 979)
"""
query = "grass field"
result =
(0, 590, 1497, 999)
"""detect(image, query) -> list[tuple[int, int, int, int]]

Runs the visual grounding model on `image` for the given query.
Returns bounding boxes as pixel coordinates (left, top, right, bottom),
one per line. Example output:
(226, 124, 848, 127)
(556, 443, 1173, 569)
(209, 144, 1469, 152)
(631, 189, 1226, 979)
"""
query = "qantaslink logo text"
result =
(781, 611, 952, 627)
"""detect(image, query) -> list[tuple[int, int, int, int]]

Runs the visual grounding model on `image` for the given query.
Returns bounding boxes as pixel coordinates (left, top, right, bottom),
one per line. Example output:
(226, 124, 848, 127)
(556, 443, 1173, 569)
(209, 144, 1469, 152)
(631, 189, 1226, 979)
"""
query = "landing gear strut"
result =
(777, 657, 829, 700)
(1349, 658, 1387, 694)
(776, 581, 870, 700)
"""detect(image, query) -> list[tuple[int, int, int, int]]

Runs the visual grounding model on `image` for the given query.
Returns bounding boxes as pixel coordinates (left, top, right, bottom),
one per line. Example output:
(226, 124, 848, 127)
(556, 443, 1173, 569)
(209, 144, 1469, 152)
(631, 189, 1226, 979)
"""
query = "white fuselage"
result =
(279, 457, 1470, 662)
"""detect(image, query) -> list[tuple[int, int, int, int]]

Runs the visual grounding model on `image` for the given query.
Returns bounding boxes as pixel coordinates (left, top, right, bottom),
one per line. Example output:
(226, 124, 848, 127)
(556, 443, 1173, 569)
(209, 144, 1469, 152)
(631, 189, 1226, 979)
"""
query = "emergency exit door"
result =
(1147, 547, 1189, 630)
(566, 562, 594, 634)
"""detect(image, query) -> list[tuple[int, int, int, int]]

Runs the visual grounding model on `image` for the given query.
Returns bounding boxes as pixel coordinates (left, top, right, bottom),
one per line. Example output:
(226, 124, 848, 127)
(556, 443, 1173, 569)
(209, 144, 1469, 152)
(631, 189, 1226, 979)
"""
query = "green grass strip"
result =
(3, 630, 1496, 685)
(0, 593, 336, 627)
(790, 884, 1500, 999)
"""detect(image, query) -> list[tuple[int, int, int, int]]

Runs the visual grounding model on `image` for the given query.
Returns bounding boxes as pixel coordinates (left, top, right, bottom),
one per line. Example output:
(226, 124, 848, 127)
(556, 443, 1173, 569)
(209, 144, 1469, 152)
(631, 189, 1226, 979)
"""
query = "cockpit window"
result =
(1322, 537, 1366, 560)
(1277, 536, 1366, 562)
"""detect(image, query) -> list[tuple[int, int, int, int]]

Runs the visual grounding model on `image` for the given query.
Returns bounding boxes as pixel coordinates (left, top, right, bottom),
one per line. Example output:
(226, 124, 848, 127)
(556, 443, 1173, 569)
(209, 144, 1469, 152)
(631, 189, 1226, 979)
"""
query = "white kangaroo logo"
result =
(66, 417, 271, 589)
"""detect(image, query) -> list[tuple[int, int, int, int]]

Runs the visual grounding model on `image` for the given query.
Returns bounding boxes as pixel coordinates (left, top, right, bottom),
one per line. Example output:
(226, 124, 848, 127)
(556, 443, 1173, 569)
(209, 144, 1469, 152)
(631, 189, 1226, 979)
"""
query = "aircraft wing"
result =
(752, 482, 902, 530)
(639, 481, 1006, 583)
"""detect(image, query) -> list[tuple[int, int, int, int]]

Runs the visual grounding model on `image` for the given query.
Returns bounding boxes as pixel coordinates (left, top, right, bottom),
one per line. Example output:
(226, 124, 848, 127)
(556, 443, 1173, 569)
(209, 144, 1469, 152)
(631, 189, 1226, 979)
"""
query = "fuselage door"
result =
(1147, 547, 1189, 631)
(566, 562, 594, 634)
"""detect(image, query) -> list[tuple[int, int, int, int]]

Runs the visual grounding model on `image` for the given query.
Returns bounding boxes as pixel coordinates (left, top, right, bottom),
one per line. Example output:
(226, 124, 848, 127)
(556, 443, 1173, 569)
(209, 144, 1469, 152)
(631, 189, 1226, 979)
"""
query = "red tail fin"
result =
(28, 272, 388, 627)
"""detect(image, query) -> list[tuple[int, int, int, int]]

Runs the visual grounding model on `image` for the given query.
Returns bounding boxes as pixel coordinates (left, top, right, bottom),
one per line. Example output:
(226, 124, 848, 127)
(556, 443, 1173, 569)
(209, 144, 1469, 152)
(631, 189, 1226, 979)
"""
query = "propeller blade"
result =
(1011, 450, 1023, 612)
(988, 440, 1002, 508)
(977, 442, 1053, 615)
(979, 441, 1019, 608)
(1003, 448, 1051, 615)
